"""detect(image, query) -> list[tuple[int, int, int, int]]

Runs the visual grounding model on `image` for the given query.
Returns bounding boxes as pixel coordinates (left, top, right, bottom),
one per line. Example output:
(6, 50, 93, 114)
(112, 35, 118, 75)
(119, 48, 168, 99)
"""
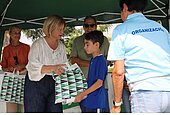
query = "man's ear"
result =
(123, 3, 128, 12)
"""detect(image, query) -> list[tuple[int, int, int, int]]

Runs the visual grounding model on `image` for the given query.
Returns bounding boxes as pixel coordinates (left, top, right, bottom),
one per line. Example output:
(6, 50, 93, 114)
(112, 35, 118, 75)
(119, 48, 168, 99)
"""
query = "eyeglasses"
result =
(84, 24, 96, 28)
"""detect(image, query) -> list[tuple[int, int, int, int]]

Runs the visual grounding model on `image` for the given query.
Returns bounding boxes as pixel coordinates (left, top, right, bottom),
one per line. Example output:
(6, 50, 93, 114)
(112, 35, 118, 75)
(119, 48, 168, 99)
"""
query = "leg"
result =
(46, 89, 63, 112)
(24, 74, 46, 112)
(131, 91, 162, 113)
(161, 92, 170, 113)
(46, 76, 63, 113)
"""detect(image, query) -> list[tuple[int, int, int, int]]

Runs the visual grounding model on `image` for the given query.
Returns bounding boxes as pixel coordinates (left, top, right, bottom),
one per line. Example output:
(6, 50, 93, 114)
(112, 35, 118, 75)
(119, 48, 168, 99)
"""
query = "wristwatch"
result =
(113, 100, 122, 106)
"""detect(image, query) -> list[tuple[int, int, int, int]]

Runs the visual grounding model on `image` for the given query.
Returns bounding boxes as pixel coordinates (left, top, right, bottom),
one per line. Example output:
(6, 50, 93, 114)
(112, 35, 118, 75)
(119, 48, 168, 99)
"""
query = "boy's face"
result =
(84, 39, 99, 54)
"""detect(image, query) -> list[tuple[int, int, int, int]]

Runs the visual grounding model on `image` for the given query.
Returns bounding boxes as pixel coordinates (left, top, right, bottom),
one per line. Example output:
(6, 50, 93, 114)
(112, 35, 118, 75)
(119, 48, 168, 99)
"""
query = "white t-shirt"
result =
(26, 37, 68, 81)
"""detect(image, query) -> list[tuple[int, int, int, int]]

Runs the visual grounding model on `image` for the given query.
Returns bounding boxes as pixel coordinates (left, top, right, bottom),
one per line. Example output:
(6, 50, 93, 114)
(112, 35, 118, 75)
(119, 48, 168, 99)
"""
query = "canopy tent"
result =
(0, 0, 169, 29)
(0, 0, 169, 51)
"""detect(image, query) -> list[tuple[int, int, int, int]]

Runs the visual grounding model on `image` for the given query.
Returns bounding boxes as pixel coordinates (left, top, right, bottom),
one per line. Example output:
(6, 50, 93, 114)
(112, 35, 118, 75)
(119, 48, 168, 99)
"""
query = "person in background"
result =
(1, 25, 30, 74)
(70, 16, 110, 79)
(24, 15, 67, 112)
(74, 30, 109, 113)
(107, 0, 170, 113)
(0, 25, 30, 112)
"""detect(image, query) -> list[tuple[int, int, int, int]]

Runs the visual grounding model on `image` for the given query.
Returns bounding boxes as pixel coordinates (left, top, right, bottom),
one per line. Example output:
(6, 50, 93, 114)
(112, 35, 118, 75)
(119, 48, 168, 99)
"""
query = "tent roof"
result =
(0, 0, 169, 29)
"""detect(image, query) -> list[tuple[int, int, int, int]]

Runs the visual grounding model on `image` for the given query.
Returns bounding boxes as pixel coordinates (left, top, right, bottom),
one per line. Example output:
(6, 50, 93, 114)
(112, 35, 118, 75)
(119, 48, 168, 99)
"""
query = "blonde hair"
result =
(43, 15, 66, 37)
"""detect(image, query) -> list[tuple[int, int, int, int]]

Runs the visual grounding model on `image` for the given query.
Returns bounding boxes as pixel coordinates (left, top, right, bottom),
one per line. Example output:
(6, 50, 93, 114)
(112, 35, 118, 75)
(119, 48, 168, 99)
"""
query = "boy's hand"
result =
(74, 93, 84, 102)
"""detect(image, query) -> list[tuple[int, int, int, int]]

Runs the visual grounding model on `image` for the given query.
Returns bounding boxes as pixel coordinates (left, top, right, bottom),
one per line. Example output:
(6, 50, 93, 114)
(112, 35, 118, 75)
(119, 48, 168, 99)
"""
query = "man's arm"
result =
(70, 57, 89, 67)
(111, 60, 124, 113)
(70, 35, 90, 67)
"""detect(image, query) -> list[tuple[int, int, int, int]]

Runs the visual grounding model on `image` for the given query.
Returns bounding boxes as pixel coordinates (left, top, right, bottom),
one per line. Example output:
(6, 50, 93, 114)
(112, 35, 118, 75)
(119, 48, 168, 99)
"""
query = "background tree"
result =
(22, 24, 112, 58)
(63, 26, 83, 58)
(23, 28, 43, 42)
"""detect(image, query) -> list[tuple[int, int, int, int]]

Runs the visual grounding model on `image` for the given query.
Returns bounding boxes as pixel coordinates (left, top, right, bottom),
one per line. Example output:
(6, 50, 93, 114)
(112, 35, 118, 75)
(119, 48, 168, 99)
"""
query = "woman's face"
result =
(9, 28, 21, 42)
(51, 24, 65, 39)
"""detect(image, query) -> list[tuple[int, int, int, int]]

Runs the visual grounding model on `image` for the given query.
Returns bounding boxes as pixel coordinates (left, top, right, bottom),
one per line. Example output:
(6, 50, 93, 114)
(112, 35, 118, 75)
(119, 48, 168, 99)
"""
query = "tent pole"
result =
(150, 0, 167, 16)
(0, 0, 13, 26)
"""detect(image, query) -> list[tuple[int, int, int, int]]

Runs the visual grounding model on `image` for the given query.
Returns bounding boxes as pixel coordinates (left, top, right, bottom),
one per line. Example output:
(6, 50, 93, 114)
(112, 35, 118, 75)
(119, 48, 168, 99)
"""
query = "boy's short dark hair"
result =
(119, 0, 148, 12)
(85, 30, 104, 48)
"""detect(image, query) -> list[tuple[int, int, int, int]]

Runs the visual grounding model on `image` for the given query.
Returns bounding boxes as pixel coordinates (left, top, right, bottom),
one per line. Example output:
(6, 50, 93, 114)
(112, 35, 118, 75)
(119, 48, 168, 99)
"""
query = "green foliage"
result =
(22, 28, 43, 41)
(97, 24, 112, 32)
(22, 24, 111, 58)
(63, 27, 83, 58)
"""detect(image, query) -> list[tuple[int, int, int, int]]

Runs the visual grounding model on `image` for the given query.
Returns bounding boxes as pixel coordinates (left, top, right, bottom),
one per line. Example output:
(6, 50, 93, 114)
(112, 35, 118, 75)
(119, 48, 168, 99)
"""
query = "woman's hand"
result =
(6, 66, 15, 72)
(53, 64, 66, 76)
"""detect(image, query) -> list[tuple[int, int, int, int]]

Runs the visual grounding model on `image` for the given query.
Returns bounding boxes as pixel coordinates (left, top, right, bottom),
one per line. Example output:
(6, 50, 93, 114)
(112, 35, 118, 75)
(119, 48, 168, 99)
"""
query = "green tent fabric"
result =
(0, 0, 169, 29)
(0, 0, 169, 49)
(0, 0, 169, 51)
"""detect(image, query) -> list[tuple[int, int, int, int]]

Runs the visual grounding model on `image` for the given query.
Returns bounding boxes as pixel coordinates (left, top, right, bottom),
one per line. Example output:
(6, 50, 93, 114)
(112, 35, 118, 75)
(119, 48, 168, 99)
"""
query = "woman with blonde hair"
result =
(1, 25, 30, 73)
(24, 15, 68, 112)
(1, 25, 30, 113)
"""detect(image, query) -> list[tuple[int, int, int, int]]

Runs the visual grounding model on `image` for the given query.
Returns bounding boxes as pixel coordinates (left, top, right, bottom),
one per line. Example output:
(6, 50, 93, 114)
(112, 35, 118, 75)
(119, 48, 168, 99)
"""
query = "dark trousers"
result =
(24, 73, 63, 113)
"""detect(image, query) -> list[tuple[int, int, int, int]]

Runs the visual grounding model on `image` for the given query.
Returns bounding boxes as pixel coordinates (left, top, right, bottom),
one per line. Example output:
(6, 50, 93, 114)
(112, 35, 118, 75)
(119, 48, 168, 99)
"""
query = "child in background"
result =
(74, 30, 109, 113)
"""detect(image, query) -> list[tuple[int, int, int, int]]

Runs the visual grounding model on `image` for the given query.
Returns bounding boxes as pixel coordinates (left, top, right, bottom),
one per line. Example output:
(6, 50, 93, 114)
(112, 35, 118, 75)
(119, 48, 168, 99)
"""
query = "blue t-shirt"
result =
(107, 13, 170, 91)
(82, 54, 108, 109)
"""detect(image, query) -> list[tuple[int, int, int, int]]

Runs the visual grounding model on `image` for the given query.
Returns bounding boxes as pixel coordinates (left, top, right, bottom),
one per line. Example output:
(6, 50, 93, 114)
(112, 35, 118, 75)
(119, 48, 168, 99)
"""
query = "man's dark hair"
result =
(119, 0, 148, 12)
(85, 30, 104, 48)
(84, 16, 97, 25)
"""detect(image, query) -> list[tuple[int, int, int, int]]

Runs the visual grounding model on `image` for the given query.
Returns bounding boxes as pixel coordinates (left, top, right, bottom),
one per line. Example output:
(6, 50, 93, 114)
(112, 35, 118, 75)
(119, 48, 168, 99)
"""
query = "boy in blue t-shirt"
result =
(74, 30, 109, 113)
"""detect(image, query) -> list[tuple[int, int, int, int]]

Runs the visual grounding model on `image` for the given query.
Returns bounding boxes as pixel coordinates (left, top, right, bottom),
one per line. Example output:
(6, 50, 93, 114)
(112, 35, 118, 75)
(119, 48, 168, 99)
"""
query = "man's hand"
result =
(110, 106, 121, 113)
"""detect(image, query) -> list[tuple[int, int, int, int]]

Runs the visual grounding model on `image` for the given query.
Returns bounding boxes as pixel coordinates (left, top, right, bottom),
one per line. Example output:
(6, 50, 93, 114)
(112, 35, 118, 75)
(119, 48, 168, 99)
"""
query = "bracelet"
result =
(113, 100, 122, 107)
